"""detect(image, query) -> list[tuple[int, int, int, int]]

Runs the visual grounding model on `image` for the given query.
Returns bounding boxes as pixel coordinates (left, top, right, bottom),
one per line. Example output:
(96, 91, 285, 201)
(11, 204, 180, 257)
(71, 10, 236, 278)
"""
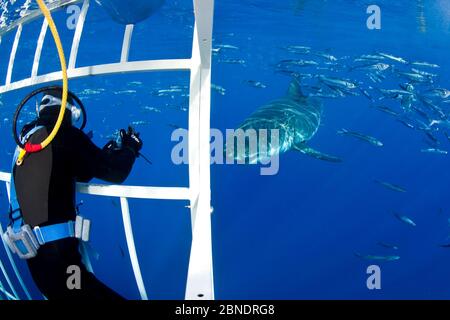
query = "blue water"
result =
(1, 0, 450, 300)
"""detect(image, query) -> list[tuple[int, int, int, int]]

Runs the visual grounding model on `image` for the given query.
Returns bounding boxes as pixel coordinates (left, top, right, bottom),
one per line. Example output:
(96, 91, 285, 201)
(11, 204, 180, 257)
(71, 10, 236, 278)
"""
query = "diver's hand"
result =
(103, 139, 118, 151)
(120, 126, 143, 156)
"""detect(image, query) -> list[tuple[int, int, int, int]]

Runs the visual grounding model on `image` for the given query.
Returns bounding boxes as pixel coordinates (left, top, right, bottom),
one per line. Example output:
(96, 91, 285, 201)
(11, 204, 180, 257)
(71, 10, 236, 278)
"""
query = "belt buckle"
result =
(3, 225, 40, 259)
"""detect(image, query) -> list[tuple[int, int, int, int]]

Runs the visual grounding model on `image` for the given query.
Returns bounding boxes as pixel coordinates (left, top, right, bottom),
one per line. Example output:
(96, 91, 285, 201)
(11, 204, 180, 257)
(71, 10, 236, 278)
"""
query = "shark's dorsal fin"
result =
(287, 78, 306, 100)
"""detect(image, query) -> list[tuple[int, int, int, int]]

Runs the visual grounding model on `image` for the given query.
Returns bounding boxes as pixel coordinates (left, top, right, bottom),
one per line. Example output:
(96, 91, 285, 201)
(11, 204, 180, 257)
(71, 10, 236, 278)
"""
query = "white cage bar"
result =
(0, 0, 215, 300)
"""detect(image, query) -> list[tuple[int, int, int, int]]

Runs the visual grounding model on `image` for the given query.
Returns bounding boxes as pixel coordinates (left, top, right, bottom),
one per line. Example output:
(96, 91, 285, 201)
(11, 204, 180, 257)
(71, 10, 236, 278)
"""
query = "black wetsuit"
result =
(14, 109, 136, 300)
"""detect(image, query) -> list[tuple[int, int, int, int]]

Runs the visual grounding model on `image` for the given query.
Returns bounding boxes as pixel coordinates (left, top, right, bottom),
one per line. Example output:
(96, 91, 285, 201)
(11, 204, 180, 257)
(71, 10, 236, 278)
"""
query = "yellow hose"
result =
(17, 0, 68, 165)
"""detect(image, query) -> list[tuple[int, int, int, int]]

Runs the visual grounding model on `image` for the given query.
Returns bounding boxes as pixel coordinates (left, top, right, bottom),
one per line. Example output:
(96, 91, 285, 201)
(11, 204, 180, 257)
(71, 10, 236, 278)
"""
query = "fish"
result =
(318, 75, 358, 90)
(284, 45, 311, 54)
(424, 131, 439, 145)
(354, 252, 400, 262)
(86, 130, 94, 140)
(424, 88, 450, 99)
(142, 106, 161, 113)
(411, 68, 437, 78)
(277, 69, 314, 80)
(394, 213, 417, 227)
(377, 242, 399, 250)
(211, 84, 226, 96)
(352, 62, 390, 72)
(114, 90, 137, 95)
(379, 88, 413, 100)
(151, 87, 185, 97)
(410, 61, 440, 68)
(226, 79, 342, 164)
(412, 106, 432, 122)
(374, 180, 407, 193)
(367, 72, 385, 83)
(216, 44, 239, 50)
(439, 244, 450, 248)
(277, 59, 319, 68)
(245, 80, 267, 89)
(374, 105, 398, 117)
(128, 81, 143, 86)
(397, 71, 431, 83)
(130, 121, 150, 126)
(79, 88, 105, 95)
(378, 53, 408, 64)
(312, 51, 338, 61)
(358, 54, 386, 61)
(421, 148, 448, 155)
(420, 97, 446, 119)
(396, 119, 415, 130)
(337, 129, 383, 147)
(360, 88, 374, 101)
(219, 58, 246, 65)
(157, 88, 183, 94)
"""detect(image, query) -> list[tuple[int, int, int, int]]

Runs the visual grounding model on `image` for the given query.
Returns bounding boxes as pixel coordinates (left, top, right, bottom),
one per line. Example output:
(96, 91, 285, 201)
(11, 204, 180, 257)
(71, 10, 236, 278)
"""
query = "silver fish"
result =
(284, 45, 311, 54)
(394, 213, 417, 227)
(211, 84, 226, 96)
(219, 58, 246, 65)
(355, 252, 400, 262)
(130, 120, 150, 126)
(411, 61, 440, 68)
(319, 75, 358, 90)
(374, 105, 398, 117)
(278, 59, 319, 68)
(337, 128, 383, 147)
(352, 62, 390, 72)
(396, 119, 415, 130)
(421, 148, 448, 155)
(216, 44, 239, 50)
(374, 180, 407, 193)
(114, 90, 136, 95)
(378, 53, 408, 64)
(359, 54, 386, 61)
(377, 242, 399, 250)
(397, 71, 431, 83)
(411, 68, 437, 78)
(312, 52, 338, 61)
(245, 80, 267, 89)
(379, 89, 414, 99)
(424, 88, 450, 99)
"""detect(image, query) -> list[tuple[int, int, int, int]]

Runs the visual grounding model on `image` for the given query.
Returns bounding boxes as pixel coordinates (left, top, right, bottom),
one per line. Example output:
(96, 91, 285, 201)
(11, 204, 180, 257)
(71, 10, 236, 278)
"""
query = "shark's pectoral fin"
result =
(293, 144, 343, 163)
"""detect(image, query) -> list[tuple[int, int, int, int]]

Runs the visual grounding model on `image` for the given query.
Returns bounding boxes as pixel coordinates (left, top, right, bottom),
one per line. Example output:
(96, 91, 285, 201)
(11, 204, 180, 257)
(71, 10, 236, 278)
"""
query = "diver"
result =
(3, 87, 143, 300)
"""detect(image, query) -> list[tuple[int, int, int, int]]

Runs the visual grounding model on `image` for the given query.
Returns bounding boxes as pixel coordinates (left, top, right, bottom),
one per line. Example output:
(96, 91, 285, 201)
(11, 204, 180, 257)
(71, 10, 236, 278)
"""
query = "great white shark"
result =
(226, 79, 342, 164)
